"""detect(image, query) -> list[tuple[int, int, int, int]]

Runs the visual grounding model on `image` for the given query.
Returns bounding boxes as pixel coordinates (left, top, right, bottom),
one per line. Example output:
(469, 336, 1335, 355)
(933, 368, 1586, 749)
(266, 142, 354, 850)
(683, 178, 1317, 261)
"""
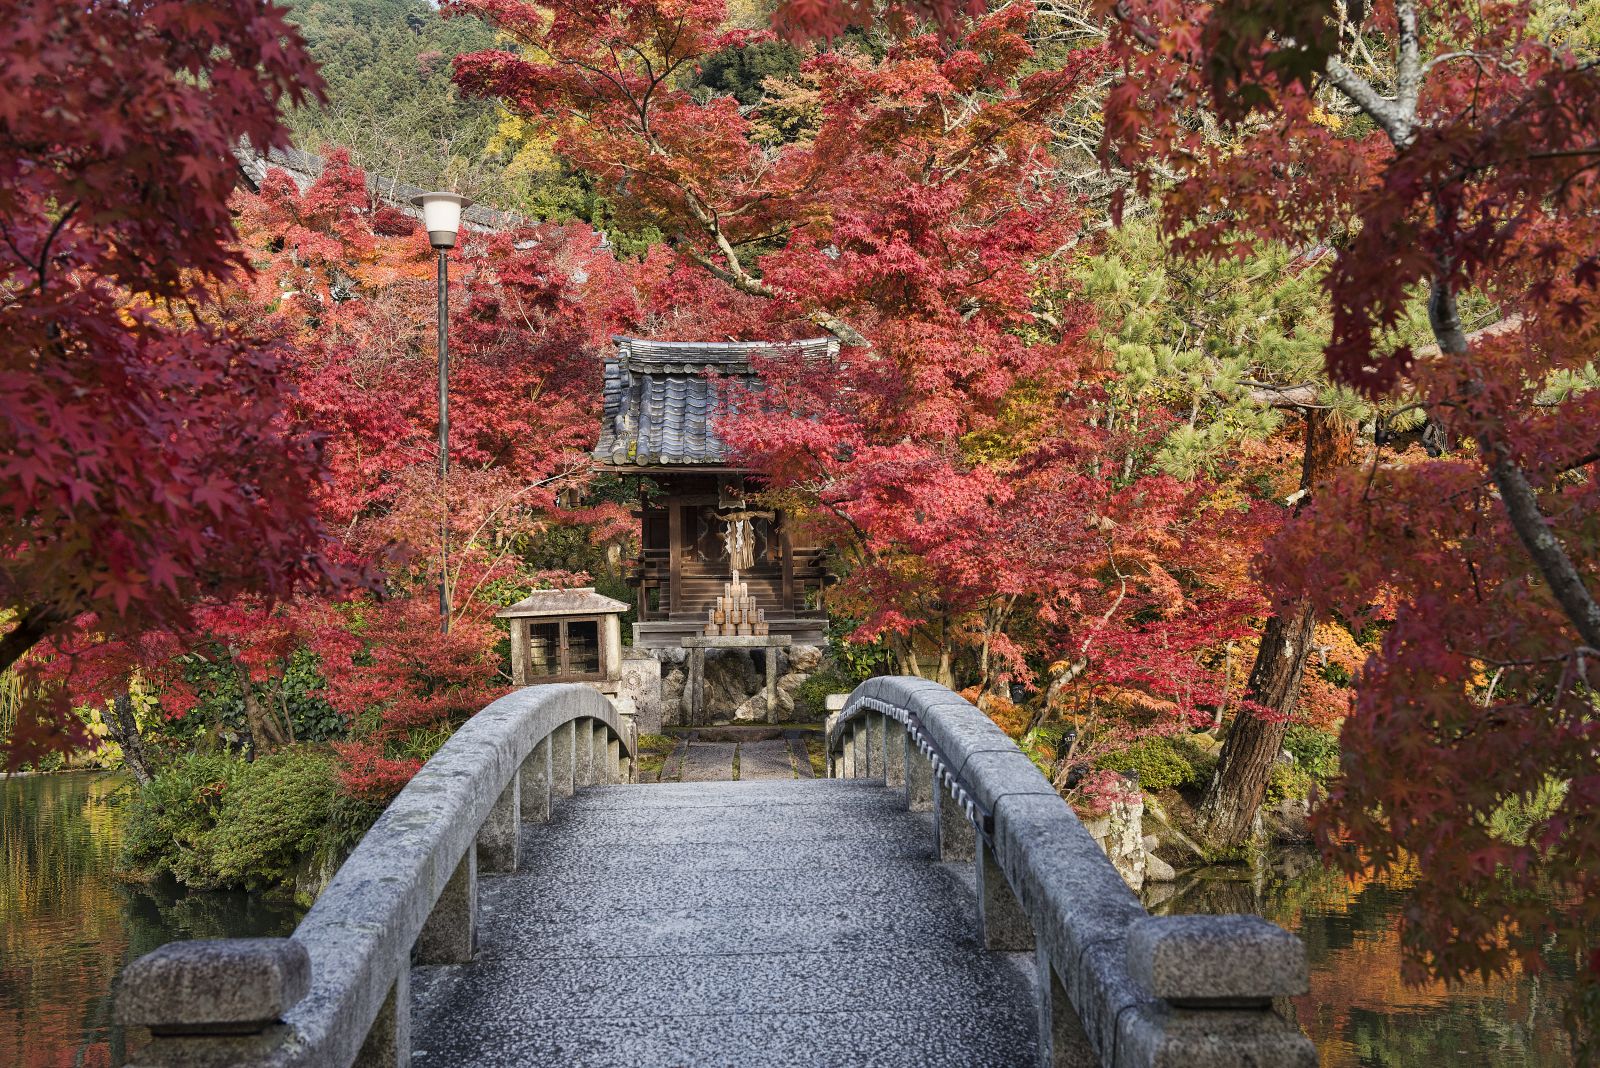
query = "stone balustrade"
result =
(827, 676, 1318, 1068)
(115, 683, 634, 1068)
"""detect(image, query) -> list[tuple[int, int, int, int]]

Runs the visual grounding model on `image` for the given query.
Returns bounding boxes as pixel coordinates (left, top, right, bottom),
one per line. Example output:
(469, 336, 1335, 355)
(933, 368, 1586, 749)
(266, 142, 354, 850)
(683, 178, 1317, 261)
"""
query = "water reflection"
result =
(1146, 857, 1576, 1067)
(1, 773, 299, 1067)
(3, 773, 1579, 1067)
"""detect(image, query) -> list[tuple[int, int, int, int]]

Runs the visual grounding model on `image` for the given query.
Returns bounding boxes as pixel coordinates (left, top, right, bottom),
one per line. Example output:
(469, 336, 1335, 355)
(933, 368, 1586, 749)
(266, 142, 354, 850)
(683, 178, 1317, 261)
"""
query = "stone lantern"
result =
(497, 588, 628, 693)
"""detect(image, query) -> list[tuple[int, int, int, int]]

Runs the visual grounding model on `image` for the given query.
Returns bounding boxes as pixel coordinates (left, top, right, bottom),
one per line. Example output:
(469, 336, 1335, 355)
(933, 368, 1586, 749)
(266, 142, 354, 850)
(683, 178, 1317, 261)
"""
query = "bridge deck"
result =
(410, 778, 1038, 1067)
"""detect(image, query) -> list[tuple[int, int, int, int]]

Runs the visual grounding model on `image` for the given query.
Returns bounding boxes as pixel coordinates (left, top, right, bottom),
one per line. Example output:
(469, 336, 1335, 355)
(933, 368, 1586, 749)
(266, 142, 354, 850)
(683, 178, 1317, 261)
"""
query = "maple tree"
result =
(449, 0, 1281, 812)
(0, 0, 352, 766)
(216, 154, 628, 797)
(1100, 0, 1600, 1034)
(46, 151, 632, 799)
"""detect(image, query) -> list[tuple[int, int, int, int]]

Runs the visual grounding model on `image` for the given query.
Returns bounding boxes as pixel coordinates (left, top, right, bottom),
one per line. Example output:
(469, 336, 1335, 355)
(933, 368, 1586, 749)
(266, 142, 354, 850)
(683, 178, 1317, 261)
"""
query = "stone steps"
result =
(410, 779, 1038, 1067)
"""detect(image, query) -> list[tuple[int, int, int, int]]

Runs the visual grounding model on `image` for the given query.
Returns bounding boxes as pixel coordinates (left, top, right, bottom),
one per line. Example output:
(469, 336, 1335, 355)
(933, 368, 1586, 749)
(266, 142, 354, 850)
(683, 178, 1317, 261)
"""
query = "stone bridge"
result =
(115, 678, 1317, 1067)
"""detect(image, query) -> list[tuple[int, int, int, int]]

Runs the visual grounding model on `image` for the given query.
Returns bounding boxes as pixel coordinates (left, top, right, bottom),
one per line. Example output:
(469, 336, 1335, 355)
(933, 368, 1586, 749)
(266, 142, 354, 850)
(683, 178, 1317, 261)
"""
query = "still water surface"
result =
(1146, 861, 1575, 1066)
(1, 773, 299, 1067)
(1, 773, 1577, 1066)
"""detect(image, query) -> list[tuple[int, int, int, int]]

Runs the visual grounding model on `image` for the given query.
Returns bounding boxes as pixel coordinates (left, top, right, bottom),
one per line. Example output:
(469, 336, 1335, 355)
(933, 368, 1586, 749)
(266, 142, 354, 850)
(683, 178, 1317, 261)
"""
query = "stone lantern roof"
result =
(496, 588, 630, 619)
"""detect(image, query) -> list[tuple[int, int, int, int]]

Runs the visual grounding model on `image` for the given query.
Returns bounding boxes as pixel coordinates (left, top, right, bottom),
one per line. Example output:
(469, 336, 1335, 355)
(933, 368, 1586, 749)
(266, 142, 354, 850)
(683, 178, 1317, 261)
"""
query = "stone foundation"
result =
(640, 644, 824, 726)
(1082, 790, 1147, 891)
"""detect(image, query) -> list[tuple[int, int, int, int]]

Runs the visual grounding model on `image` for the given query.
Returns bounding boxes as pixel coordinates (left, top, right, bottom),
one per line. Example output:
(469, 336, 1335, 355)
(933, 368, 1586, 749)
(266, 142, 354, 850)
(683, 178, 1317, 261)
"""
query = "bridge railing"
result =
(115, 683, 634, 1068)
(828, 676, 1317, 1068)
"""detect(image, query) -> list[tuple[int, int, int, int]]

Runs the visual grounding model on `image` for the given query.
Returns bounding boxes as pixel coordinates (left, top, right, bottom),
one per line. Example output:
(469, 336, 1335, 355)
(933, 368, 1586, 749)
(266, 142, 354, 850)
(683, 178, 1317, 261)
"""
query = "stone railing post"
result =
(1034, 940, 1097, 1068)
(850, 721, 867, 777)
(575, 716, 596, 787)
(975, 836, 1031, 952)
(1118, 915, 1317, 1066)
(864, 712, 882, 777)
(608, 731, 623, 784)
(553, 719, 576, 797)
(477, 773, 520, 874)
(882, 717, 906, 789)
(117, 939, 309, 1066)
(905, 732, 934, 812)
(935, 780, 975, 862)
(841, 727, 857, 778)
(520, 735, 552, 823)
(355, 968, 410, 1068)
(592, 722, 608, 780)
(416, 845, 477, 965)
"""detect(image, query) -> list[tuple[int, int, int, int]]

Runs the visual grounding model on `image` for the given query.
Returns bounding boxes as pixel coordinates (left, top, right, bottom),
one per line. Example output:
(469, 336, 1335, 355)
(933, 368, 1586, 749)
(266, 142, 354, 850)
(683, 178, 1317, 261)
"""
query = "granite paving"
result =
(735, 738, 795, 780)
(679, 740, 737, 782)
(410, 778, 1039, 1067)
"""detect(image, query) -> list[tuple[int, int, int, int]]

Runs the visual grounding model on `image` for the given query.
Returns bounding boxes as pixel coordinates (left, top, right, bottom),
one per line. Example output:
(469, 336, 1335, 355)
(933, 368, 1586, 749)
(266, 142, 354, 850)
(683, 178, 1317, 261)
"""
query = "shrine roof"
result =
(593, 336, 837, 467)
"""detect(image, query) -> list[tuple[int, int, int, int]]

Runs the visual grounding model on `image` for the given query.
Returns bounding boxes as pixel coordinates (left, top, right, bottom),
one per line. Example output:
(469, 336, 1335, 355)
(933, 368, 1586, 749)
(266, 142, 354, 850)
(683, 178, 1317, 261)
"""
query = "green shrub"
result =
(1097, 735, 1214, 792)
(793, 664, 858, 720)
(122, 746, 350, 892)
(1283, 724, 1341, 783)
(1265, 761, 1315, 806)
(209, 748, 340, 890)
(120, 752, 241, 887)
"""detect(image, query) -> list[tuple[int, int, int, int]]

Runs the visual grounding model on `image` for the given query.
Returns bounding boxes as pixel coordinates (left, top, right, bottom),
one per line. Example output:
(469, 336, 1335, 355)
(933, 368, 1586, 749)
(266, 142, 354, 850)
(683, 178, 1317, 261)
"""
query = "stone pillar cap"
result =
(116, 938, 310, 1032)
(1126, 914, 1309, 1005)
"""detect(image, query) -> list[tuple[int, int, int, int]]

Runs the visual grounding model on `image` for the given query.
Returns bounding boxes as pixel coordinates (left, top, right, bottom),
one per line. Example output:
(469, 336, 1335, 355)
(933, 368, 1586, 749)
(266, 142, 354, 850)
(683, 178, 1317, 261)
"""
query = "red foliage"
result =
(1102, 0, 1600, 1012)
(452, 0, 1268, 778)
(220, 156, 626, 798)
(37, 150, 629, 798)
(0, 0, 352, 766)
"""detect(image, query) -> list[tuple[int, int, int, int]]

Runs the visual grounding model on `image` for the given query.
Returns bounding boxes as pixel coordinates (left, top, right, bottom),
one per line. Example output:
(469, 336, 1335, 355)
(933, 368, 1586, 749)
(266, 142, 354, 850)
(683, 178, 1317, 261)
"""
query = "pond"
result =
(1145, 857, 1577, 1066)
(0, 773, 300, 1068)
(2, 773, 1578, 1066)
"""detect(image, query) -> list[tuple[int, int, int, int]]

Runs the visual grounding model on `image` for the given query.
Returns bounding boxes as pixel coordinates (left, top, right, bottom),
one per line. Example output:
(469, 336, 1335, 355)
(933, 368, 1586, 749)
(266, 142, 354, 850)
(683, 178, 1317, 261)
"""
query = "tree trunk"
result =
(104, 694, 154, 785)
(1195, 598, 1317, 851)
(1427, 285, 1600, 651)
(1196, 408, 1351, 852)
(229, 647, 289, 760)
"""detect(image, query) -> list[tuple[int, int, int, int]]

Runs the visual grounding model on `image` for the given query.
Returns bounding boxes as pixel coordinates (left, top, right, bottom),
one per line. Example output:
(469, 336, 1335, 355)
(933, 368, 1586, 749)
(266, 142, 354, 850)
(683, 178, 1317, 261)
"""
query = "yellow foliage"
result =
(977, 692, 1030, 738)
(1308, 106, 1343, 131)
(488, 111, 563, 184)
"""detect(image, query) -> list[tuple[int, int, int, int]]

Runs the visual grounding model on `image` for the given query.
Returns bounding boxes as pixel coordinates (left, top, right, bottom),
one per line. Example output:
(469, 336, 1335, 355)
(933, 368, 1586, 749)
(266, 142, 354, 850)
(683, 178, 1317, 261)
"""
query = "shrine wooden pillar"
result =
(780, 518, 796, 614)
(668, 502, 683, 616)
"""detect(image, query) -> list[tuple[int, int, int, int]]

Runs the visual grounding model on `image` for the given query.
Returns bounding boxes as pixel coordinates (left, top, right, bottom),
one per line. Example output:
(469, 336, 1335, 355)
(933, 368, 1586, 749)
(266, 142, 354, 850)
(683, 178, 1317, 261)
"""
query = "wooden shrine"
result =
(592, 337, 834, 650)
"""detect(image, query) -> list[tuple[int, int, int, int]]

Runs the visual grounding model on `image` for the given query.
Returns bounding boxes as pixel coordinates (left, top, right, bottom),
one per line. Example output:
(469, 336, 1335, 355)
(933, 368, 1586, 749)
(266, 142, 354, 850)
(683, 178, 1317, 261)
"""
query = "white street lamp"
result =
(411, 192, 472, 634)
(413, 191, 467, 250)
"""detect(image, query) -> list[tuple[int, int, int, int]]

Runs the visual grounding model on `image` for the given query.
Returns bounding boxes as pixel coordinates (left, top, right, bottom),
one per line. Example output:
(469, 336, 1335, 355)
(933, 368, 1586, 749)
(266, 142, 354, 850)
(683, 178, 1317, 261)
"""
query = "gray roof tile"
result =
(593, 336, 837, 467)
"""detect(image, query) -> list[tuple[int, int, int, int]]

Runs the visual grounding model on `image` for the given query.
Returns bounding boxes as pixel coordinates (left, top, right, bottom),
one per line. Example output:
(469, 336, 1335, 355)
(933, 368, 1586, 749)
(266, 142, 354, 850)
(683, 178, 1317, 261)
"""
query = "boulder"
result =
(702, 650, 760, 718)
(1145, 852, 1177, 882)
(730, 694, 770, 724)
(786, 644, 824, 673)
(1083, 787, 1147, 891)
(774, 672, 808, 717)
(1264, 796, 1312, 843)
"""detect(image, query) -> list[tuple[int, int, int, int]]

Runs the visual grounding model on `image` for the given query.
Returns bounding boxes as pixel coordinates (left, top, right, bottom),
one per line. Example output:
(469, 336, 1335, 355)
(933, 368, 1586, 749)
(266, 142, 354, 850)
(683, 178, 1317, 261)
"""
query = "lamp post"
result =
(411, 191, 470, 634)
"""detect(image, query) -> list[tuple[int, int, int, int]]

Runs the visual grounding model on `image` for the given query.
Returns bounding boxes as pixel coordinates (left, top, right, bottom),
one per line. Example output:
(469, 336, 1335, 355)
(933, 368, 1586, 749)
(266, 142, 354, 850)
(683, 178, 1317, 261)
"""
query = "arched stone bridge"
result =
(115, 678, 1317, 1067)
